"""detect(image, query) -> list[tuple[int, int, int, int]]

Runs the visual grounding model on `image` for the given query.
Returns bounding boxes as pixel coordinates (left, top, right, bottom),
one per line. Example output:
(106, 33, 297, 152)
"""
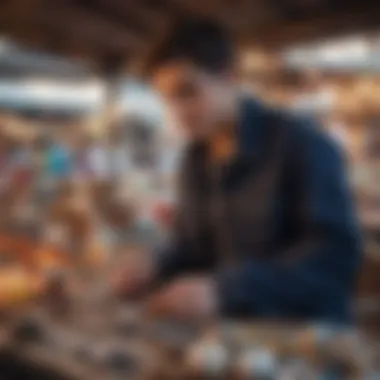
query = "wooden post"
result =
(97, 55, 127, 138)
(83, 55, 126, 272)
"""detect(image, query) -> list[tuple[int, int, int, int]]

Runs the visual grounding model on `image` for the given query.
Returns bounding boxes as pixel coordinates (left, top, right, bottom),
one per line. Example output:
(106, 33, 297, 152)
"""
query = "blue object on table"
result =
(46, 145, 73, 178)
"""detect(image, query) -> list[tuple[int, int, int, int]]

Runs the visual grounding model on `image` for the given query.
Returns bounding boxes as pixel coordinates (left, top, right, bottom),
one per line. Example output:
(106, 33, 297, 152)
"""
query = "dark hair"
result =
(144, 19, 234, 76)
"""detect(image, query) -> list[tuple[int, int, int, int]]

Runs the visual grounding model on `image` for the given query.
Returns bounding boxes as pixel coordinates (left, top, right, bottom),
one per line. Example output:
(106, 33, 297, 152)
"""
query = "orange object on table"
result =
(0, 233, 37, 271)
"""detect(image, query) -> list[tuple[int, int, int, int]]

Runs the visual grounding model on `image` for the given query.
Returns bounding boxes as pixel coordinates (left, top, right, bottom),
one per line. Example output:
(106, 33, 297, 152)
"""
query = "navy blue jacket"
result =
(156, 98, 362, 323)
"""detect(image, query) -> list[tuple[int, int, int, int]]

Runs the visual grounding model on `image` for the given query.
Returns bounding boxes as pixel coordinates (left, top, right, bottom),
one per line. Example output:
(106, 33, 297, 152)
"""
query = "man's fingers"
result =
(145, 285, 186, 317)
(146, 283, 203, 319)
(145, 290, 173, 317)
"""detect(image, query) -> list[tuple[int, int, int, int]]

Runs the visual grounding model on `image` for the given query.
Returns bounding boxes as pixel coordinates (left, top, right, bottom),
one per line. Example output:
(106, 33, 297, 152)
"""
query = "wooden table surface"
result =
(2, 302, 378, 380)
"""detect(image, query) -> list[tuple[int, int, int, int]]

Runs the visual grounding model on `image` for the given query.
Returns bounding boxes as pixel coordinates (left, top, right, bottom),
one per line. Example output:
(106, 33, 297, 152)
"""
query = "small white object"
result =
(187, 342, 228, 376)
(277, 359, 316, 380)
(45, 224, 68, 246)
(238, 348, 276, 379)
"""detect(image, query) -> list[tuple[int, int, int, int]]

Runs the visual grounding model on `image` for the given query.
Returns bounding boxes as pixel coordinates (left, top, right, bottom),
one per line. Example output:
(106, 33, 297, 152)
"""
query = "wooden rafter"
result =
(245, 4, 380, 48)
(71, 0, 168, 36)
(0, 0, 380, 67)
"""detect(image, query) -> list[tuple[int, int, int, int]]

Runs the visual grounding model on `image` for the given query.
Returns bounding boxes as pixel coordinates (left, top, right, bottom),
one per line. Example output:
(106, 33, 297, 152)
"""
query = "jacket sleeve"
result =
(217, 125, 363, 320)
(152, 149, 213, 286)
(153, 209, 195, 284)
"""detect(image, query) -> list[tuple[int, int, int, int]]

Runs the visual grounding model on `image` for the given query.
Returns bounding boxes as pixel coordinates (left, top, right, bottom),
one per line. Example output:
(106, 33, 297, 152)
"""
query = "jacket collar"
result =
(237, 96, 267, 159)
(187, 96, 268, 161)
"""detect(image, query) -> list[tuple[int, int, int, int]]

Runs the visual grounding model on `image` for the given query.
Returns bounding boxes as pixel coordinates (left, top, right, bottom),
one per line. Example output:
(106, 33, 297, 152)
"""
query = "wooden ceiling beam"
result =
(95, 0, 169, 29)
(245, 5, 380, 48)
(162, 0, 281, 37)
(165, 0, 224, 19)
(36, 4, 144, 52)
(223, 0, 280, 31)
(0, 0, 42, 34)
(7, 28, 113, 69)
(70, 0, 166, 37)
(2, 0, 380, 71)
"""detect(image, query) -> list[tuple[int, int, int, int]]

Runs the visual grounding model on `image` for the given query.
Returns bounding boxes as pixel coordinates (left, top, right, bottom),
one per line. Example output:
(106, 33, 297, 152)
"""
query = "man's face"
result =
(152, 61, 234, 141)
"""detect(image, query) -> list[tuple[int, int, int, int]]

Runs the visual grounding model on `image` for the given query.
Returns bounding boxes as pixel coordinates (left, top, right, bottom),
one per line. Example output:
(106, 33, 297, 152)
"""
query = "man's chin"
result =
(186, 130, 211, 143)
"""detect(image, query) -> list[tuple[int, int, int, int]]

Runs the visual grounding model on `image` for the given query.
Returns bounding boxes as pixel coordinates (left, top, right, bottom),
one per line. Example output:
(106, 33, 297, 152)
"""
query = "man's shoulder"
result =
(265, 105, 318, 136)
(242, 97, 334, 149)
(266, 106, 343, 159)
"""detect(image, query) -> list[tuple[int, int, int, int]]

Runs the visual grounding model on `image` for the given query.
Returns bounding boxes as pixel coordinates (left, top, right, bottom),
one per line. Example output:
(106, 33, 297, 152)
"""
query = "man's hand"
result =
(147, 276, 218, 320)
(111, 249, 154, 297)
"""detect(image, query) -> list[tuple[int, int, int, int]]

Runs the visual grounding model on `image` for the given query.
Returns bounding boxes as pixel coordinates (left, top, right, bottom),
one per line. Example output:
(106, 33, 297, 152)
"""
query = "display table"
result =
(3, 304, 377, 380)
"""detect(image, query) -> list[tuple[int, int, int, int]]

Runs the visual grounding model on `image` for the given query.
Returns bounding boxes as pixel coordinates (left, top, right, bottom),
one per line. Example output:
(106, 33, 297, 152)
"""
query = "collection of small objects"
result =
(0, 124, 378, 380)
(5, 296, 375, 380)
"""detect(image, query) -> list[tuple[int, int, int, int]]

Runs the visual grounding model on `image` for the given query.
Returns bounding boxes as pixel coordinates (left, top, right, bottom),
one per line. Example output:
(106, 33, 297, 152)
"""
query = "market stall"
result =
(1, 1, 380, 379)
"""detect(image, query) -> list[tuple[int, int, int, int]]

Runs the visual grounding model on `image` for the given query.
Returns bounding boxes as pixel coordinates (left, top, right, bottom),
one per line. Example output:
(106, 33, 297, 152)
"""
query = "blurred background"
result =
(1, 0, 380, 379)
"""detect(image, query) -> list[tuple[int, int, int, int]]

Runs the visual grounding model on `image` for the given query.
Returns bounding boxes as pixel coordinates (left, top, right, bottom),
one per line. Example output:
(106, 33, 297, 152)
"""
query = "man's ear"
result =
(227, 63, 240, 80)
(216, 69, 236, 83)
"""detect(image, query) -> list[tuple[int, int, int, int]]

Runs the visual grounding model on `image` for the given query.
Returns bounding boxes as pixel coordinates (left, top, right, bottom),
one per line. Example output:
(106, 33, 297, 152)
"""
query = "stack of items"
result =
(183, 323, 373, 380)
(5, 289, 377, 380)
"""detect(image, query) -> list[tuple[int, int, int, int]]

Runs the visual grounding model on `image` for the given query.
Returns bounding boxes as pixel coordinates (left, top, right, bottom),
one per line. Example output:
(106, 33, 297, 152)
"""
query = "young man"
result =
(118, 20, 362, 322)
